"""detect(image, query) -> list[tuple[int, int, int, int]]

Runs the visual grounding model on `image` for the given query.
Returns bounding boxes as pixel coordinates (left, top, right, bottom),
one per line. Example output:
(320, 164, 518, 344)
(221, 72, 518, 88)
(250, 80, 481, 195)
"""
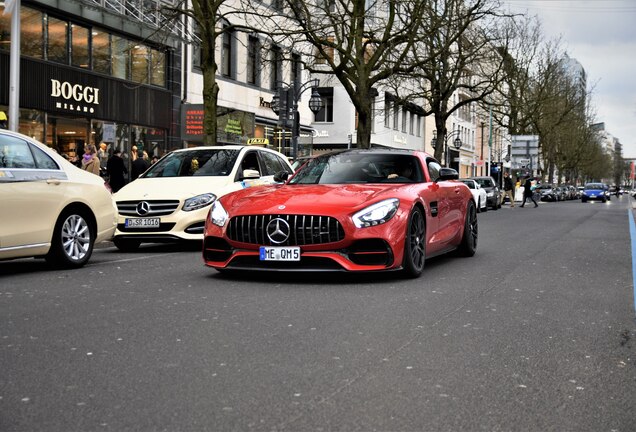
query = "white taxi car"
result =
(458, 178, 488, 213)
(0, 129, 116, 268)
(112, 145, 293, 251)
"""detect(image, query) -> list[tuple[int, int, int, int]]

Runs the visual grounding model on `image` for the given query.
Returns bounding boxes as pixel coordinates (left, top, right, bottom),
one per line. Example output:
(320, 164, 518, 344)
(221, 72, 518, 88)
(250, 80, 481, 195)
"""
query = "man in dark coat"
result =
(131, 150, 149, 181)
(520, 176, 538, 208)
(106, 149, 128, 193)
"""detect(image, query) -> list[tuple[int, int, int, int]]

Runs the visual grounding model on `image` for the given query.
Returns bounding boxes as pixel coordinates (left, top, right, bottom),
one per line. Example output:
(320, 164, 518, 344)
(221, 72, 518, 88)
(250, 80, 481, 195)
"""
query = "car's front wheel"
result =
(402, 206, 426, 278)
(113, 237, 141, 252)
(457, 201, 478, 257)
(45, 208, 94, 268)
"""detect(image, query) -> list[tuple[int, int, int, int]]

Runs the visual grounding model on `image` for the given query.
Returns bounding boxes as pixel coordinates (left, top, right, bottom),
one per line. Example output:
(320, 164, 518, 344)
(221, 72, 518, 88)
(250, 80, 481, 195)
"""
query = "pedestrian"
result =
(106, 148, 128, 192)
(131, 149, 149, 181)
(80, 144, 101, 176)
(520, 176, 538, 208)
(500, 171, 515, 207)
(97, 142, 109, 178)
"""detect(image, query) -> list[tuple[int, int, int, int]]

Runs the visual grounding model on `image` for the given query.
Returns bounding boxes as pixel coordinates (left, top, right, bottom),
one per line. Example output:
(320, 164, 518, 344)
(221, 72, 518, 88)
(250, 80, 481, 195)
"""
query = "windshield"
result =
(585, 183, 604, 190)
(142, 149, 240, 178)
(459, 180, 475, 189)
(289, 152, 423, 185)
(473, 178, 494, 188)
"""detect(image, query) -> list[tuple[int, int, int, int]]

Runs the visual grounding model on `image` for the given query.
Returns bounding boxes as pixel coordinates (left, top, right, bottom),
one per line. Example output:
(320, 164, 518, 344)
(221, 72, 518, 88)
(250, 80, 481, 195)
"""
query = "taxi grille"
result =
(227, 215, 345, 246)
(116, 200, 180, 216)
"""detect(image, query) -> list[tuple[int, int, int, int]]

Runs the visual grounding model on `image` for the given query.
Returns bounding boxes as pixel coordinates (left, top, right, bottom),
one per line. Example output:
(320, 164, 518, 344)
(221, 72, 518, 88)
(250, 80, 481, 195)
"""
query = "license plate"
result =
(259, 246, 301, 261)
(125, 218, 160, 228)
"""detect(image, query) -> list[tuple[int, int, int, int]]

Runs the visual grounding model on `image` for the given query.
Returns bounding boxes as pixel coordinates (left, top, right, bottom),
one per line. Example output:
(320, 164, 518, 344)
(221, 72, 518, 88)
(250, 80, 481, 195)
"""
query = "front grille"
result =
(227, 214, 345, 246)
(116, 200, 180, 216)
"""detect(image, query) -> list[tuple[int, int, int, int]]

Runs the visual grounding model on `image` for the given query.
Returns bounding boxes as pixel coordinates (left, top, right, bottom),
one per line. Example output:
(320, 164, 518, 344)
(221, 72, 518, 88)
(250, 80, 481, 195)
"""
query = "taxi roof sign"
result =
(247, 138, 269, 146)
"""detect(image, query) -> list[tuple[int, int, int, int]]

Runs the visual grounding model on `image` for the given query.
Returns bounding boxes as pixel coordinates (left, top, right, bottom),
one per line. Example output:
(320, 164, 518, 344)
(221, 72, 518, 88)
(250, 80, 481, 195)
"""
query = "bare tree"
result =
(243, 0, 433, 149)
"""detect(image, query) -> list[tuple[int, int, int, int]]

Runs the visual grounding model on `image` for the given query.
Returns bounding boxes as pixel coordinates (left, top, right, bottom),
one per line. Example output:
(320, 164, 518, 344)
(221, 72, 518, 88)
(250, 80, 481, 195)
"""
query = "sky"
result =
(501, 0, 636, 157)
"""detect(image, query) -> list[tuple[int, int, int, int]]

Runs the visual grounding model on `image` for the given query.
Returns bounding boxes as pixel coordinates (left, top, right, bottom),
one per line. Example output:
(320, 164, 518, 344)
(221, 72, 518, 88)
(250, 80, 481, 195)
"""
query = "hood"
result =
(114, 176, 235, 201)
(221, 184, 405, 215)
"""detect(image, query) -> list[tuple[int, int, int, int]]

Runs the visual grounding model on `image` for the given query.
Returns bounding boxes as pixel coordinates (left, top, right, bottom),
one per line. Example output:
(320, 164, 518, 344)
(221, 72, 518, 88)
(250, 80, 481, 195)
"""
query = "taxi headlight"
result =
(352, 198, 399, 228)
(209, 200, 229, 227)
(183, 193, 216, 212)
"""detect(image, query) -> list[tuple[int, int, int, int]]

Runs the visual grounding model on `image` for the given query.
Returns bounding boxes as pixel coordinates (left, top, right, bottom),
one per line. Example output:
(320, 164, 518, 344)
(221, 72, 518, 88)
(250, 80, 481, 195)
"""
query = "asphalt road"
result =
(1, 196, 635, 431)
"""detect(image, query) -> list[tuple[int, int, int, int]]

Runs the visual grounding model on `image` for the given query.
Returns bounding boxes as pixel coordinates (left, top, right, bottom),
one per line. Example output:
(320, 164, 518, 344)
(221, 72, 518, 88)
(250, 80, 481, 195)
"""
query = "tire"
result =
(457, 200, 478, 257)
(477, 198, 481, 213)
(45, 208, 94, 268)
(113, 237, 141, 252)
(402, 206, 426, 278)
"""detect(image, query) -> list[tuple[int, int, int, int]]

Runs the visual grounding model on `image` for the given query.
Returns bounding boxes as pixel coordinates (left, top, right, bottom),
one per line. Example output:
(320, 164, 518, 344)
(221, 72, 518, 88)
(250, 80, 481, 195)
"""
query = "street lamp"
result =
(270, 78, 323, 160)
(431, 129, 462, 167)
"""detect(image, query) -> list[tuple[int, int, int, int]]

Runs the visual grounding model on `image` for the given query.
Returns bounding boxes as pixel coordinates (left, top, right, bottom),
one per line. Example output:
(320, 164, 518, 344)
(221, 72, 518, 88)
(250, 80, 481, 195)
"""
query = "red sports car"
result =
(203, 149, 477, 277)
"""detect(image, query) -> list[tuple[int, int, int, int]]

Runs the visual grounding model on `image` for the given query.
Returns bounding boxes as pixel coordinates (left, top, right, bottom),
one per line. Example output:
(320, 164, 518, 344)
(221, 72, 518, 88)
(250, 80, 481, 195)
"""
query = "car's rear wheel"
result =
(113, 237, 141, 252)
(45, 208, 94, 268)
(457, 201, 477, 257)
(402, 206, 426, 278)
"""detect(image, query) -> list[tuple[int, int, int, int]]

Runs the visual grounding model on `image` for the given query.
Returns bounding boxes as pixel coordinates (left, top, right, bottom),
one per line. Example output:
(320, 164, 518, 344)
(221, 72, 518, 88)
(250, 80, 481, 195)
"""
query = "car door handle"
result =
(454, 187, 461, 194)
(46, 178, 61, 185)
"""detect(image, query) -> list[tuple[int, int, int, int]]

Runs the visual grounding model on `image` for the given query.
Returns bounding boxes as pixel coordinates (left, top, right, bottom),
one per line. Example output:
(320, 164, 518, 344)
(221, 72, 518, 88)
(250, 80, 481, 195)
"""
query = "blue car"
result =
(581, 183, 607, 203)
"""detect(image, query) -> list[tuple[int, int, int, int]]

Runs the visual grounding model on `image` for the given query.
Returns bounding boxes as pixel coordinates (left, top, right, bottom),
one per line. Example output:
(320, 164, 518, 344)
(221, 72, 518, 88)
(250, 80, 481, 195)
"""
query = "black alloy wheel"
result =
(457, 200, 478, 257)
(402, 206, 426, 278)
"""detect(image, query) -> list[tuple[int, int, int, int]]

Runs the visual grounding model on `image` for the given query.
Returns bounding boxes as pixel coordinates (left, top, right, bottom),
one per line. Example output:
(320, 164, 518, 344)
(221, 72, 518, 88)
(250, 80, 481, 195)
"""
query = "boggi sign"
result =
(50, 79, 100, 113)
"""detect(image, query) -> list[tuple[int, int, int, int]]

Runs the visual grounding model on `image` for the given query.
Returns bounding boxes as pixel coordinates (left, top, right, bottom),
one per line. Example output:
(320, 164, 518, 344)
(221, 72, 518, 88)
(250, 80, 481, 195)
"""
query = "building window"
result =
(393, 103, 399, 130)
(221, 27, 234, 78)
(19, 8, 44, 58)
(270, 45, 282, 90)
(191, 22, 201, 71)
(131, 45, 149, 83)
(71, 24, 89, 68)
(47, 16, 68, 64)
(93, 29, 110, 74)
(314, 88, 333, 122)
(409, 112, 414, 135)
(291, 53, 301, 88)
(112, 35, 130, 80)
(150, 48, 165, 87)
(384, 98, 390, 128)
(417, 115, 422, 137)
(247, 36, 260, 85)
(401, 107, 407, 132)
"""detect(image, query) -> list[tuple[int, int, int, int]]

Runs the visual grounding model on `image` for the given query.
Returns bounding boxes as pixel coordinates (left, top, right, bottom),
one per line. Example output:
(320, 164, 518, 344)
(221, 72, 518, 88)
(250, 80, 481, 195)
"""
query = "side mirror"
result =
(241, 168, 260, 180)
(437, 167, 459, 181)
(273, 171, 289, 183)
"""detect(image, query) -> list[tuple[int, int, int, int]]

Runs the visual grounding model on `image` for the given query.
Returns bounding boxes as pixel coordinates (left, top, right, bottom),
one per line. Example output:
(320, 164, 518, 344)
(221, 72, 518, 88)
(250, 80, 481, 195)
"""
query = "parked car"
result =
(470, 176, 501, 210)
(534, 184, 558, 202)
(112, 145, 293, 251)
(0, 129, 116, 267)
(581, 183, 608, 203)
(458, 178, 488, 213)
(203, 149, 477, 278)
(554, 186, 568, 201)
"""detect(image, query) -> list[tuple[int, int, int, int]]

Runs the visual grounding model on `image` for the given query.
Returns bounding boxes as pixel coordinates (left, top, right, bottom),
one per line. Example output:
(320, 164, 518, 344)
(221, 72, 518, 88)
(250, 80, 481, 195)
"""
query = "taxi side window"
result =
(0, 135, 36, 169)
(240, 152, 260, 174)
(30, 144, 59, 170)
(260, 151, 292, 176)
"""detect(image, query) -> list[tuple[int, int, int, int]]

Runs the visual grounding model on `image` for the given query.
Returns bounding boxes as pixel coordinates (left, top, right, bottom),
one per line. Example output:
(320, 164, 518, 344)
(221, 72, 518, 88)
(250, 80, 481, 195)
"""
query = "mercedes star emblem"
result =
(136, 201, 150, 216)
(266, 218, 291, 244)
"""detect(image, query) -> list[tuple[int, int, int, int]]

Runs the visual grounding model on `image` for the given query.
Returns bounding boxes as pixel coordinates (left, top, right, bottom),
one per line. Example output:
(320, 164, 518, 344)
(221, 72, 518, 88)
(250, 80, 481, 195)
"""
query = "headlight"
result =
(352, 198, 399, 228)
(487, 191, 494, 197)
(183, 193, 216, 211)
(209, 200, 229, 227)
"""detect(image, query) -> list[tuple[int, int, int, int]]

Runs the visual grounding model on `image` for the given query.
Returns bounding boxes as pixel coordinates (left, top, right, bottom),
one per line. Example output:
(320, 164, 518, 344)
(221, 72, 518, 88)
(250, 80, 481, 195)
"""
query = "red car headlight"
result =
(352, 198, 400, 228)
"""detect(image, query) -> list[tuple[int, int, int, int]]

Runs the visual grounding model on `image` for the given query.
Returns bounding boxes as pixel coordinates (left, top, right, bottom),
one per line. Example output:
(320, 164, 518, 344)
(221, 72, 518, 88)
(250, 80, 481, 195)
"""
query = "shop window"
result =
(71, 24, 89, 68)
(131, 44, 149, 83)
(0, 8, 9, 52)
(112, 35, 131, 80)
(21, 8, 44, 59)
(150, 49, 165, 87)
(93, 29, 110, 74)
(47, 16, 68, 64)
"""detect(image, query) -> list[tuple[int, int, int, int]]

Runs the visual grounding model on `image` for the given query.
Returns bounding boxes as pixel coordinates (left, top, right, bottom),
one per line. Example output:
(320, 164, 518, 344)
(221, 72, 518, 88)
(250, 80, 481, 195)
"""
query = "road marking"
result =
(629, 209, 636, 312)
